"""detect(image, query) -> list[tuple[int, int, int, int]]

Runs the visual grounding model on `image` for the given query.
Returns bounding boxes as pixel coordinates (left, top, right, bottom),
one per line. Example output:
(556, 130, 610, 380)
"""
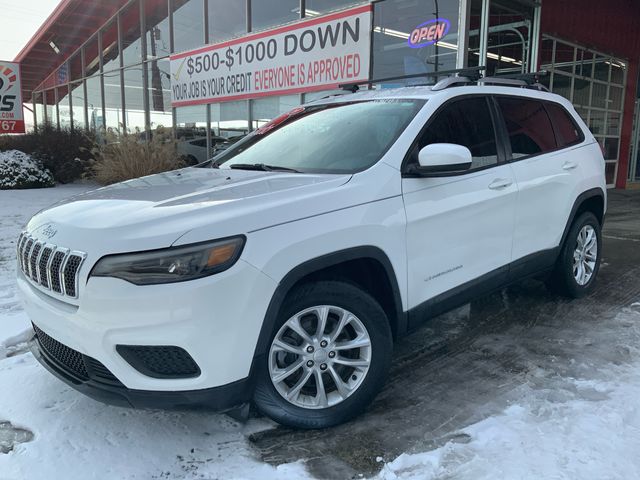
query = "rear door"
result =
(493, 96, 585, 268)
(402, 96, 517, 317)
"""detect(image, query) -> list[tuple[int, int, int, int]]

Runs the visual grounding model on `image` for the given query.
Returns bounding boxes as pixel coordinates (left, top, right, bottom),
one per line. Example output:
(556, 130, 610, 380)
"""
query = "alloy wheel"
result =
(573, 224, 598, 286)
(268, 305, 372, 409)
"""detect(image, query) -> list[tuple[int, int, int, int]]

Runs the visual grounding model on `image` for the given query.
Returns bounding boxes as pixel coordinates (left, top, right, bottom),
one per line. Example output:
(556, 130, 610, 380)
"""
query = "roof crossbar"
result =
(339, 66, 486, 92)
(339, 67, 551, 93)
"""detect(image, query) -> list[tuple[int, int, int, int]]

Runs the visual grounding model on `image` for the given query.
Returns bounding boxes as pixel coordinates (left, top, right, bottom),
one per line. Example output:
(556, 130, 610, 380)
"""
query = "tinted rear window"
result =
(496, 97, 557, 158)
(545, 102, 583, 147)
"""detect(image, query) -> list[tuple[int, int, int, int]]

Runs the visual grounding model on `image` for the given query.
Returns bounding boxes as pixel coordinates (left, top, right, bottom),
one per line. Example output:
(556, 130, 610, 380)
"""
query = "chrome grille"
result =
(17, 232, 86, 300)
(38, 247, 53, 288)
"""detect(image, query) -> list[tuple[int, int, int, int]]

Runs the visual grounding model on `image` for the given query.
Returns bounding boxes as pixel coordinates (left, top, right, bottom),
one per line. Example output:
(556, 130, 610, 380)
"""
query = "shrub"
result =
(0, 124, 96, 184)
(0, 150, 55, 189)
(89, 127, 185, 185)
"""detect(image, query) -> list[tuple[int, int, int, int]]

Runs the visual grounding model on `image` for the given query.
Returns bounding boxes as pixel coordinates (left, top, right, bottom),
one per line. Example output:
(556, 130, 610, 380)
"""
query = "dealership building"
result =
(13, 0, 640, 188)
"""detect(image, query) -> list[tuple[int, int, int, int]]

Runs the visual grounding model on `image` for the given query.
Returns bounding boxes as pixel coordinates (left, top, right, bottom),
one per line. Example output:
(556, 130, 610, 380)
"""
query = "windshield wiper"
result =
(228, 163, 301, 173)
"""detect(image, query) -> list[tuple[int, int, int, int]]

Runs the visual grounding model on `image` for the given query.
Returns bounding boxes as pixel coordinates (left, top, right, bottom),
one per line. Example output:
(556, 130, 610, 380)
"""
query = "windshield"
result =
(214, 99, 425, 174)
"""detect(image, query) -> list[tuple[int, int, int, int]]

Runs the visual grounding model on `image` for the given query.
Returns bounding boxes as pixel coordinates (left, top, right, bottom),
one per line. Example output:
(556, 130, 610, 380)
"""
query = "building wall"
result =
(541, 0, 640, 188)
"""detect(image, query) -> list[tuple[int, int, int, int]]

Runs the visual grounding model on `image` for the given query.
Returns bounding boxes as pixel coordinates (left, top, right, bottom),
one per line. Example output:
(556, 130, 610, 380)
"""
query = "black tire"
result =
(253, 280, 393, 429)
(547, 211, 602, 298)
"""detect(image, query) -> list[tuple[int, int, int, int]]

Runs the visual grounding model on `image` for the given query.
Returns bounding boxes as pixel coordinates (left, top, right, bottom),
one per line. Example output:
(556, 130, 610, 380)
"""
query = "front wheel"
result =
(253, 281, 393, 429)
(548, 211, 602, 298)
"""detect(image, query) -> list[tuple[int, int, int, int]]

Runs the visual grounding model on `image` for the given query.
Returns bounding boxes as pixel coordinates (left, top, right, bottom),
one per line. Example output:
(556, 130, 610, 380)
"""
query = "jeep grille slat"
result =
(16, 232, 86, 300)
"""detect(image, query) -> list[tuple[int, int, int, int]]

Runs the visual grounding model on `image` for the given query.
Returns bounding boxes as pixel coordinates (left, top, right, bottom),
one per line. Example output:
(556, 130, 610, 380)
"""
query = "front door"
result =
(403, 96, 517, 318)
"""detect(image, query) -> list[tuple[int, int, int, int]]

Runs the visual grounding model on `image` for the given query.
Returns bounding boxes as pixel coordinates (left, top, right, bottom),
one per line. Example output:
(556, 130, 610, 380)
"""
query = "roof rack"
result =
(339, 67, 550, 93)
(479, 71, 550, 91)
(339, 66, 486, 92)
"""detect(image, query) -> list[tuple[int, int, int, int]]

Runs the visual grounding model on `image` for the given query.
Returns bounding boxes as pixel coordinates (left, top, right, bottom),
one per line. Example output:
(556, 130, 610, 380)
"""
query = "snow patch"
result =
(378, 307, 640, 480)
(0, 150, 54, 189)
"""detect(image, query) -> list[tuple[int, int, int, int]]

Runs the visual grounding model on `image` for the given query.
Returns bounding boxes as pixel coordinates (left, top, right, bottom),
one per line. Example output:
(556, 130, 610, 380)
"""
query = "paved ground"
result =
(249, 190, 640, 479)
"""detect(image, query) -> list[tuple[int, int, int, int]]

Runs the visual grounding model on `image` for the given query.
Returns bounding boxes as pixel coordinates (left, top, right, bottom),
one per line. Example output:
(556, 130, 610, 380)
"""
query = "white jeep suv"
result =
(17, 80, 606, 429)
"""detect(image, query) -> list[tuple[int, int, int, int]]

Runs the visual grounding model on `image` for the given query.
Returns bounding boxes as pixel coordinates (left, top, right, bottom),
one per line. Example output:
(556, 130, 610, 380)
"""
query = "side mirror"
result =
(411, 143, 473, 176)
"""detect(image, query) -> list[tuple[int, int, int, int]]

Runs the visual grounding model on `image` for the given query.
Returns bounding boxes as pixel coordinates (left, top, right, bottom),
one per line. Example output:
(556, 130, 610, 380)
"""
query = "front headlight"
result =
(90, 236, 245, 285)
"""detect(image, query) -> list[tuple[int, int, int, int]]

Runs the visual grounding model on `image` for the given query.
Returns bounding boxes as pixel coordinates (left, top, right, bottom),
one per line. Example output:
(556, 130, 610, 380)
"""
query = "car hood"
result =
(26, 167, 352, 254)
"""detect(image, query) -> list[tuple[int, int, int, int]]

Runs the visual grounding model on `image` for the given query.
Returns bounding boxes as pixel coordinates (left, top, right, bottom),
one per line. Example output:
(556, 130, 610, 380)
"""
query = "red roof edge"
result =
(13, 0, 75, 63)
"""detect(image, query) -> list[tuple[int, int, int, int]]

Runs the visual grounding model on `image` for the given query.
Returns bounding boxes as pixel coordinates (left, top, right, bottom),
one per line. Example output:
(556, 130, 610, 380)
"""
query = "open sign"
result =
(408, 19, 451, 49)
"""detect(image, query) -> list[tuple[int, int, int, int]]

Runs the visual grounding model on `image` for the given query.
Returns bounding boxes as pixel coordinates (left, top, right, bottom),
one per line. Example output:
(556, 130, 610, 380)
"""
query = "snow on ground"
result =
(1, 184, 640, 479)
(0, 184, 309, 480)
(379, 304, 640, 480)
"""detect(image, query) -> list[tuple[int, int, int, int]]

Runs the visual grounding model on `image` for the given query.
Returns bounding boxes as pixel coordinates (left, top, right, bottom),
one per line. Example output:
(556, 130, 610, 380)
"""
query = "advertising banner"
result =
(0, 61, 25, 134)
(170, 4, 372, 106)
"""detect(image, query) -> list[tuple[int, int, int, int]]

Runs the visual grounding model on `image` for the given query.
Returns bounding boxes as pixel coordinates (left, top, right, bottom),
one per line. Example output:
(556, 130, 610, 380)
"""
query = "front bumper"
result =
(30, 330, 252, 410)
(18, 258, 277, 393)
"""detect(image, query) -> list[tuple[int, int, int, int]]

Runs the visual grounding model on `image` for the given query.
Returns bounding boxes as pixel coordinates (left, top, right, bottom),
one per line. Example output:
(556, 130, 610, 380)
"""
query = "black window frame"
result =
(490, 94, 587, 164)
(401, 94, 507, 177)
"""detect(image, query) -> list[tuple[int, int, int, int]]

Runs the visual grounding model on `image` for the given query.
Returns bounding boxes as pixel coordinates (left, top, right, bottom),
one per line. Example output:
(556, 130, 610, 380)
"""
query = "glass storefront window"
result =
(593, 57, 610, 82)
(57, 86, 72, 129)
(122, 0, 143, 66)
(173, 0, 205, 53)
(610, 62, 626, 85)
(33, 91, 44, 128)
(146, 0, 171, 60)
(466, 0, 483, 68)
(251, 0, 299, 31)
(554, 42, 575, 74)
(539, 38, 554, 69)
(252, 95, 300, 129)
(603, 139, 619, 161)
(104, 70, 123, 133)
(147, 59, 172, 130)
(176, 105, 207, 139)
(211, 100, 249, 139)
(305, 0, 361, 16)
(86, 76, 103, 130)
(591, 83, 607, 109)
(576, 49, 593, 78)
(208, 0, 246, 43)
(70, 81, 86, 130)
(102, 20, 121, 72)
(607, 112, 621, 136)
(84, 36, 100, 77)
(123, 66, 146, 132)
(589, 110, 605, 135)
(605, 162, 617, 185)
(572, 78, 589, 107)
(609, 86, 624, 111)
(44, 90, 56, 126)
(551, 73, 572, 102)
(70, 53, 83, 81)
(372, 0, 459, 83)
(486, 0, 535, 74)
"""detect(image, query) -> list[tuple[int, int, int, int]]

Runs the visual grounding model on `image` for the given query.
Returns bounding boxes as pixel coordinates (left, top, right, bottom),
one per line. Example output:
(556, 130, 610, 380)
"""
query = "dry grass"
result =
(90, 128, 185, 185)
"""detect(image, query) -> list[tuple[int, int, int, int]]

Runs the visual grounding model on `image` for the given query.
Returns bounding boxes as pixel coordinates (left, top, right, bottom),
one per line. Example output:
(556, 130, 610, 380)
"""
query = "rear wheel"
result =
(548, 211, 602, 298)
(253, 281, 392, 429)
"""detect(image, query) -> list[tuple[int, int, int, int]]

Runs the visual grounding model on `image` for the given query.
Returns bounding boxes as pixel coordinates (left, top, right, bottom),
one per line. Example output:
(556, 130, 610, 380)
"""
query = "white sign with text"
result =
(0, 61, 24, 133)
(170, 4, 372, 106)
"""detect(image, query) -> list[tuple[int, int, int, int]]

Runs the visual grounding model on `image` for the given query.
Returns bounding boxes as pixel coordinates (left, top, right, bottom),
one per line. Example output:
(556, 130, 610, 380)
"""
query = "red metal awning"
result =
(14, 0, 128, 102)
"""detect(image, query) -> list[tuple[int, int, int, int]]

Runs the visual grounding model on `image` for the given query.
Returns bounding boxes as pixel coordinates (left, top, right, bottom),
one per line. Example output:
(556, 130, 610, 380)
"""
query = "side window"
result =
(545, 102, 584, 147)
(417, 97, 499, 170)
(496, 97, 557, 158)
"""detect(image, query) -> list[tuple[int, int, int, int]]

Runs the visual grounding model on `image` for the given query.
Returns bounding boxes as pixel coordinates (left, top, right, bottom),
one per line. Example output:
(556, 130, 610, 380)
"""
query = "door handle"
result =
(488, 178, 513, 190)
(563, 161, 578, 171)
